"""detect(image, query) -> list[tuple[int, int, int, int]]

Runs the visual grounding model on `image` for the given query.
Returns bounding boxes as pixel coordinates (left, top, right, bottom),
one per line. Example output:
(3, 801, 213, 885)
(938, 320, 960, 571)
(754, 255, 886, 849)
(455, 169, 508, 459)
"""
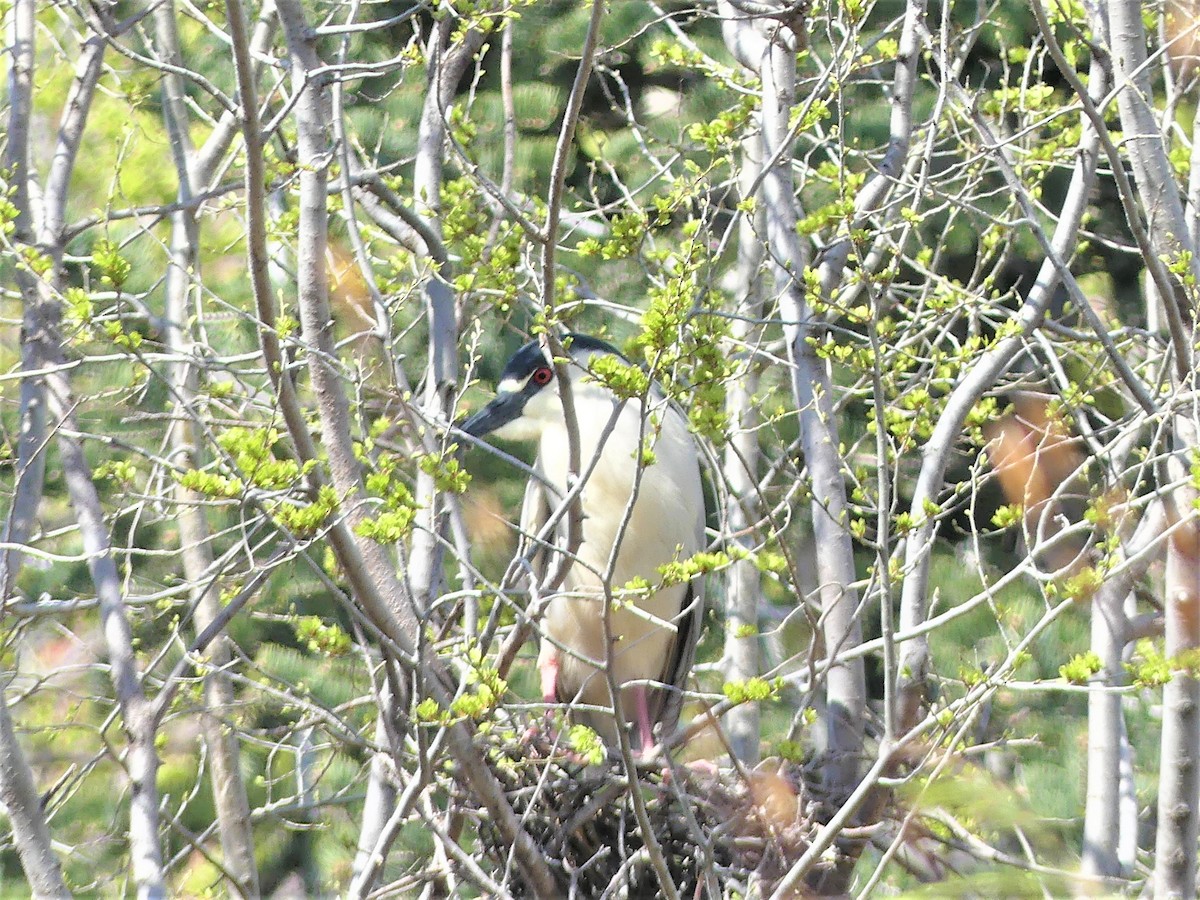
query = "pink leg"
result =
(633, 684, 655, 754)
(522, 642, 561, 750)
(538, 641, 559, 710)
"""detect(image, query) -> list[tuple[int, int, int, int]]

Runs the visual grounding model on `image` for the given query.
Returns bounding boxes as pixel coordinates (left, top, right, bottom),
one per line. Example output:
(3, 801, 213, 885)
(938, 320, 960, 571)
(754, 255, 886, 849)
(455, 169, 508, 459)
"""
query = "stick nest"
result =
(467, 732, 830, 897)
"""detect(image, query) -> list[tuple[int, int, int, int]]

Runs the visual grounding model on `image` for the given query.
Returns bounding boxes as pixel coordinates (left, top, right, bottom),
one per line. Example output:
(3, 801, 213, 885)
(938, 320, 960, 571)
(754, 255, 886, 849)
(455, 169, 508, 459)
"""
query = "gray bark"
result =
(0, 685, 69, 898)
(1082, 584, 1132, 877)
(49, 385, 166, 899)
(1101, 5, 1200, 895)
(4, 5, 165, 895)
(407, 17, 485, 613)
(1155, 496, 1200, 899)
(351, 12, 482, 889)
(0, 6, 75, 892)
(721, 126, 766, 766)
(273, 4, 559, 894)
(150, 3, 260, 893)
(722, 2, 866, 805)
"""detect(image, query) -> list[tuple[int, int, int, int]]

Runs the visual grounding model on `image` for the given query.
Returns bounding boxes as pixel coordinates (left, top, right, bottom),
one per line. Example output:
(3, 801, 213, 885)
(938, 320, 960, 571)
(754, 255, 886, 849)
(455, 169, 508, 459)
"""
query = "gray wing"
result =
(652, 500, 707, 741)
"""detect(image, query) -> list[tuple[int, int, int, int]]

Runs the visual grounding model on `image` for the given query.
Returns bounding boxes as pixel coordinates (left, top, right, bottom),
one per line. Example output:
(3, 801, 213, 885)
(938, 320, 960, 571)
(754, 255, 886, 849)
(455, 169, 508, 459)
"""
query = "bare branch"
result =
(721, 0, 866, 828)
(273, 4, 560, 894)
(0, 688, 69, 899)
(148, 3, 260, 891)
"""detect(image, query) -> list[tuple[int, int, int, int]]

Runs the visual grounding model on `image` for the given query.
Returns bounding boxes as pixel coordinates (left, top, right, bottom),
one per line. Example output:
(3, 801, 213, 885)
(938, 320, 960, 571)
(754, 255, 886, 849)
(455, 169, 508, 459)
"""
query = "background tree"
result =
(2, 0, 1200, 896)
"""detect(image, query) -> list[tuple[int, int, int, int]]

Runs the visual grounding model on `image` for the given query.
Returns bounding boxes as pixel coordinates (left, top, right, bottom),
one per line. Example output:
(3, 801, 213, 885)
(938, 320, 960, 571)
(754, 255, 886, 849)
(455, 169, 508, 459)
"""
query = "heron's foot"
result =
(632, 740, 664, 765)
(602, 735, 668, 768)
(655, 757, 722, 788)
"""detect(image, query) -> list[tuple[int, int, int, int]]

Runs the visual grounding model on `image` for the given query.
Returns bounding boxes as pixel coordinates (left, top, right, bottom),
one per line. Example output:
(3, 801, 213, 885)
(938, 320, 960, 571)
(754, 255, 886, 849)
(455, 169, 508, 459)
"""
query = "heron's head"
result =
(461, 334, 622, 443)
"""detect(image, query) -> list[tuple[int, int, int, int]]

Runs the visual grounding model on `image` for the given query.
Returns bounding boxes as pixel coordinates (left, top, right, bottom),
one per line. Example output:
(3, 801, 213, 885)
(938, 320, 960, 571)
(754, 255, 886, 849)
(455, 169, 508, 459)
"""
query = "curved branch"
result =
(274, 4, 559, 894)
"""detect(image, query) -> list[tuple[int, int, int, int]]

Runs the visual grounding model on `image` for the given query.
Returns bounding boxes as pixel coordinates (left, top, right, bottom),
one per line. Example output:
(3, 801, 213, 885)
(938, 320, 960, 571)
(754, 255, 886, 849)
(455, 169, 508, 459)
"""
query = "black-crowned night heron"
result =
(462, 334, 705, 752)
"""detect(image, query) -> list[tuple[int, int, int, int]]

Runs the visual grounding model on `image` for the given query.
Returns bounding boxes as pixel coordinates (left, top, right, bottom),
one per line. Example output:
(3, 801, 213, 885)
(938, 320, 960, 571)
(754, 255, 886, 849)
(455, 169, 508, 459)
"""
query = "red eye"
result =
(531, 366, 553, 386)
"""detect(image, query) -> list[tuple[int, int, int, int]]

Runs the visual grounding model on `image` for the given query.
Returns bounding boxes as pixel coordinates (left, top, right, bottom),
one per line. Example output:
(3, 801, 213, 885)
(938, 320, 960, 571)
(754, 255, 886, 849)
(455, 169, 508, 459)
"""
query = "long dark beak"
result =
(460, 391, 524, 438)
